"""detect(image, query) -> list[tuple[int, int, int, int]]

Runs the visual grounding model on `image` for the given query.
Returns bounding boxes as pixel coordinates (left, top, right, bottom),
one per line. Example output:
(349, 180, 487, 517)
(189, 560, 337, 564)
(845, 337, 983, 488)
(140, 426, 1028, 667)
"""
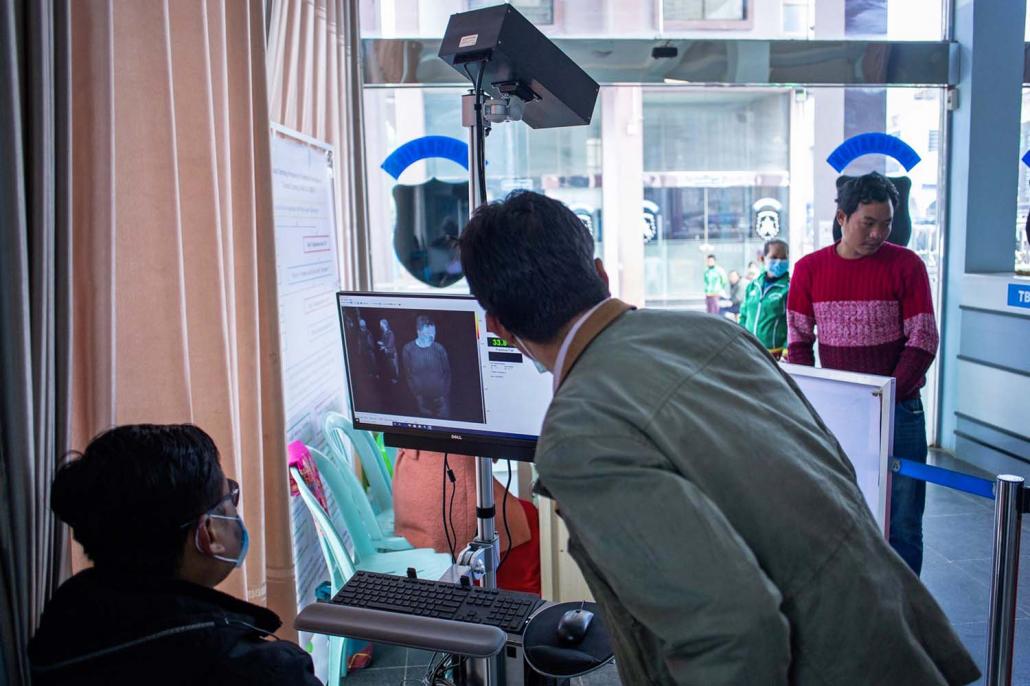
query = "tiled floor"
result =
(335, 452, 1029, 685)
(921, 452, 1030, 686)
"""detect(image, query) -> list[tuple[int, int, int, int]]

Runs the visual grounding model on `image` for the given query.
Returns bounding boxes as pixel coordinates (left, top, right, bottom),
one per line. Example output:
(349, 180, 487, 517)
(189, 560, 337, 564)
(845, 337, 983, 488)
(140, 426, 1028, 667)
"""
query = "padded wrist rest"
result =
(294, 602, 507, 658)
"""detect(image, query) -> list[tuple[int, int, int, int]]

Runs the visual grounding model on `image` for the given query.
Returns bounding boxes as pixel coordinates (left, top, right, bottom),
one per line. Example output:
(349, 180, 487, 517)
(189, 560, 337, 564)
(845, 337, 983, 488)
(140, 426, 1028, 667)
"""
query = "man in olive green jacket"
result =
(460, 190, 979, 686)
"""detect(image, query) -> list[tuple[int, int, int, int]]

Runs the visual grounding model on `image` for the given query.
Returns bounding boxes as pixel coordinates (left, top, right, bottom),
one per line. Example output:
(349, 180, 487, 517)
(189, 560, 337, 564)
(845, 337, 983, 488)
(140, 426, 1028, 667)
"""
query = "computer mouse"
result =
(557, 608, 594, 644)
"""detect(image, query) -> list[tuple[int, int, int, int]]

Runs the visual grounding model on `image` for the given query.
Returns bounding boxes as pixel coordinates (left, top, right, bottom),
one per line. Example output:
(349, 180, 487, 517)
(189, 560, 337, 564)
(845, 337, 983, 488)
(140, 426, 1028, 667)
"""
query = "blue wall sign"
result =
(380, 136, 469, 180)
(826, 133, 922, 173)
(381, 136, 471, 288)
(1007, 283, 1030, 309)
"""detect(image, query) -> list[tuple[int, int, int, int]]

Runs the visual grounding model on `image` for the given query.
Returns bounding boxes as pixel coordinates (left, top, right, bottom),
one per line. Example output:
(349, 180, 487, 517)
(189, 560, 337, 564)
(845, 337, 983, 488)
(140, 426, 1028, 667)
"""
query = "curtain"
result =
(67, 0, 298, 638)
(267, 0, 370, 290)
(0, 0, 72, 683)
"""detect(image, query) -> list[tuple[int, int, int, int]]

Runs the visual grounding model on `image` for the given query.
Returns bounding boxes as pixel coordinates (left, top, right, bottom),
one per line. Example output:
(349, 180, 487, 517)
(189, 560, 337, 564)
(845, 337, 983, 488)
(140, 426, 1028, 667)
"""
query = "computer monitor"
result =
(336, 291, 553, 460)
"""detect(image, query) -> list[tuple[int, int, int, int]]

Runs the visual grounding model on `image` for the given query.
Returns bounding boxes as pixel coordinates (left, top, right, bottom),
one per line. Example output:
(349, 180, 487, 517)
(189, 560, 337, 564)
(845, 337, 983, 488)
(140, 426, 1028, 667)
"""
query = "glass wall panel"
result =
(362, 83, 944, 435)
(641, 89, 790, 305)
(1017, 89, 1030, 274)
(363, 85, 943, 301)
(643, 90, 789, 172)
(632, 87, 942, 307)
(1017, 5, 1030, 274)
(358, 1, 949, 430)
(363, 88, 602, 292)
(884, 88, 944, 289)
(359, 0, 944, 40)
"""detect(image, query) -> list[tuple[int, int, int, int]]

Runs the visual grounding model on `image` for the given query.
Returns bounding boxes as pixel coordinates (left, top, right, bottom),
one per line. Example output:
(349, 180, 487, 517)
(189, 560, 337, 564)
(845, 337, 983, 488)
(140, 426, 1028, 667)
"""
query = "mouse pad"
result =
(523, 601, 614, 678)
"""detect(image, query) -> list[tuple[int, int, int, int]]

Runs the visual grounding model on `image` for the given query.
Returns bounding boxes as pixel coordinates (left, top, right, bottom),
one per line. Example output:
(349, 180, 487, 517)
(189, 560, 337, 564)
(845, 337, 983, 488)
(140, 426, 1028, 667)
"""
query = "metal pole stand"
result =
(986, 475, 1025, 686)
(455, 87, 504, 686)
(452, 456, 501, 686)
(452, 76, 530, 686)
(455, 457, 501, 589)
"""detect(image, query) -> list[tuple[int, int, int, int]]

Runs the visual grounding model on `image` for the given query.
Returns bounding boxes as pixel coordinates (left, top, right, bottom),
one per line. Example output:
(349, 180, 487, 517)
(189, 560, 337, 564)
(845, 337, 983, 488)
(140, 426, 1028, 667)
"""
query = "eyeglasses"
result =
(179, 478, 240, 529)
(215, 478, 241, 510)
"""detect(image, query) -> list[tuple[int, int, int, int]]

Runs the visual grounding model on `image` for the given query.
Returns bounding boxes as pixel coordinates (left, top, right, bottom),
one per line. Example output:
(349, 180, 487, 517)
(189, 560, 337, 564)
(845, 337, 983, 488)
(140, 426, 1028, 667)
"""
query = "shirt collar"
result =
(552, 299, 610, 392)
(552, 298, 635, 392)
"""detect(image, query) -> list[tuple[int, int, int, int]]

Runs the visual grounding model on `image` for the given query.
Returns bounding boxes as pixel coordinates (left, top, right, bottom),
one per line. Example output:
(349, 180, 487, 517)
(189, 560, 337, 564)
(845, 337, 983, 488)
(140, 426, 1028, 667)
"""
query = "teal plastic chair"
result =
(324, 413, 392, 501)
(290, 466, 354, 683)
(291, 456, 453, 682)
(324, 413, 394, 533)
(290, 447, 451, 572)
(311, 446, 412, 553)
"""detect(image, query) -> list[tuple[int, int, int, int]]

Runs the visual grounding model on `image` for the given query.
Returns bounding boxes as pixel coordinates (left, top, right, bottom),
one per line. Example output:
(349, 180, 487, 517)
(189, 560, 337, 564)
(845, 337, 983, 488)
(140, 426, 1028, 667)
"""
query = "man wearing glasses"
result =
(29, 424, 321, 686)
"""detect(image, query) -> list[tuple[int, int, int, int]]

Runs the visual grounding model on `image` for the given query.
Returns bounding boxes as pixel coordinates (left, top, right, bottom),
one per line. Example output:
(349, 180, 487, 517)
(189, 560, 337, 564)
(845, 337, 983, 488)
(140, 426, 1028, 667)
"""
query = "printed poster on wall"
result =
(269, 124, 348, 680)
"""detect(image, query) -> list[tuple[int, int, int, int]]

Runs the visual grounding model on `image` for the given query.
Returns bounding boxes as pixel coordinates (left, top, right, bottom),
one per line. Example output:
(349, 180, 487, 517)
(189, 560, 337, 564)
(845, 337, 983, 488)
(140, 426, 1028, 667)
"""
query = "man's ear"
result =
(485, 313, 514, 345)
(594, 258, 609, 289)
(835, 208, 847, 229)
(196, 516, 226, 555)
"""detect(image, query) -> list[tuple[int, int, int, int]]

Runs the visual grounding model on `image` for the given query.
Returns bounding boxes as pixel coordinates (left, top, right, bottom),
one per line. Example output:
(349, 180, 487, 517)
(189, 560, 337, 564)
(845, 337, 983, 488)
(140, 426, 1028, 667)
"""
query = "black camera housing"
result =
(438, 4, 599, 129)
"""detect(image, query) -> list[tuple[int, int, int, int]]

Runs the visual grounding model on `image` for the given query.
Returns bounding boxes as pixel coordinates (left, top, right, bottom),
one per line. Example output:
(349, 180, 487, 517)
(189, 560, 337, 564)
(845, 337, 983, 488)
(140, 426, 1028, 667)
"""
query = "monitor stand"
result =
(382, 436, 506, 590)
(457, 456, 501, 589)
(379, 440, 507, 686)
(383, 434, 502, 589)
(461, 82, 504, 686)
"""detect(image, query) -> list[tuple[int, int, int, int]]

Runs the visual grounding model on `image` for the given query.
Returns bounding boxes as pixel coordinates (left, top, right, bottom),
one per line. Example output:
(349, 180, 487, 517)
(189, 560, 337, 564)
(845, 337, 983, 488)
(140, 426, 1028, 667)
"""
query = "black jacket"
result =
(28, 569, 321, 686)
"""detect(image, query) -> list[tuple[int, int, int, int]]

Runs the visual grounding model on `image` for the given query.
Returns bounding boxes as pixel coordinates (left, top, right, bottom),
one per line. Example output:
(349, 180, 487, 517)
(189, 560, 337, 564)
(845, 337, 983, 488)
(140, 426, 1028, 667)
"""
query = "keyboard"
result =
(331, 570, 543, 634)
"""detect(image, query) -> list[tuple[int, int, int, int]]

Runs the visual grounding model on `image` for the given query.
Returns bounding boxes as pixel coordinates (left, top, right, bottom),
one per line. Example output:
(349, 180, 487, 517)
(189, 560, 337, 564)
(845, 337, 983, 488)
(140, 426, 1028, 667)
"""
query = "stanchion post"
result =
(986, 475, 1025, 686)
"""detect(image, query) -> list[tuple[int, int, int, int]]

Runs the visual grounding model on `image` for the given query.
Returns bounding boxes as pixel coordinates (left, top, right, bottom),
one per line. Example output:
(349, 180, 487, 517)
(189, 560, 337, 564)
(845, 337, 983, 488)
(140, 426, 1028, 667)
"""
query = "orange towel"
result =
(393, 449, 532, 555)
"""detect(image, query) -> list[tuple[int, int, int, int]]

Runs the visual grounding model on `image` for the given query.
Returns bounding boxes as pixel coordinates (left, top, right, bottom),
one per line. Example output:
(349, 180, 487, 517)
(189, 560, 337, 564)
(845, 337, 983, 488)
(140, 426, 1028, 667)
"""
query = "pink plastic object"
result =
(287, 440, 329, 511)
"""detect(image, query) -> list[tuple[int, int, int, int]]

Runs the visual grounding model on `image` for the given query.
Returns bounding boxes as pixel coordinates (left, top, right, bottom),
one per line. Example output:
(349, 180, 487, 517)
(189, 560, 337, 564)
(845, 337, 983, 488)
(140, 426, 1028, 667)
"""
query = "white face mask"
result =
(515, 335, 549, 374)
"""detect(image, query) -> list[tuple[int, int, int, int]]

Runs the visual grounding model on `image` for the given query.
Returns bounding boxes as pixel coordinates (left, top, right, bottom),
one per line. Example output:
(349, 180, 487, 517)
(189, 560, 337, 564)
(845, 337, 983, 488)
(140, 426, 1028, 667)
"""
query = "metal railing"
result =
(892, 459, 1027, 686)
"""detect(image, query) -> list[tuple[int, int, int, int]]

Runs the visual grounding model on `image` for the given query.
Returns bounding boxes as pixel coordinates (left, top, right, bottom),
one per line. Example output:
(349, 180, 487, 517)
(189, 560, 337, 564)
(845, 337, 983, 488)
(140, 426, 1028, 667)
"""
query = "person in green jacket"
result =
(459, 190, 978, 686)
(702, 254, 728, 314)
(739, 238, 790, 358)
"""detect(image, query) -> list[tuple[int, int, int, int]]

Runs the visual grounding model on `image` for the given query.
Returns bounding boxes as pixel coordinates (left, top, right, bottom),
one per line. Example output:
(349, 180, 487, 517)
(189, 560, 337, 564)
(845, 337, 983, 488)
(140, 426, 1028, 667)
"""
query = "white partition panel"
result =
(781, 364, 895, 532)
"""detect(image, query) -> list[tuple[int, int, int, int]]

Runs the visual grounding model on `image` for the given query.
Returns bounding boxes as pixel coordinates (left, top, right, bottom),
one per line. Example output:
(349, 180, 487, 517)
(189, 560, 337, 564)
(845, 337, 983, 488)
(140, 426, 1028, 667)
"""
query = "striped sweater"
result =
(786, 242, 938, 401)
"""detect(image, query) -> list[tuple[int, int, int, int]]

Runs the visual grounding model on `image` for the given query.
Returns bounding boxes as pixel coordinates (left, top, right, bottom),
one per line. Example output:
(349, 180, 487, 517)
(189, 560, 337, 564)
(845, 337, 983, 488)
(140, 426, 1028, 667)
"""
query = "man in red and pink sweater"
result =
(787, 172, 938, 575)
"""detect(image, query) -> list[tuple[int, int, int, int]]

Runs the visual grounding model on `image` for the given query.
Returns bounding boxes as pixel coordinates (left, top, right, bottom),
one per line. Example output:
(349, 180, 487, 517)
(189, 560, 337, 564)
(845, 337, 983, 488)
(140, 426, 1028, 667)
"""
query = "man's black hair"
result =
(51, 424, 224, 577)
(415, 315, 435, 331)
(763, 238, 789, 256)
(836, 171, 899, 219)
(460, 190, 609, 342)
(706, 254, 716, 261)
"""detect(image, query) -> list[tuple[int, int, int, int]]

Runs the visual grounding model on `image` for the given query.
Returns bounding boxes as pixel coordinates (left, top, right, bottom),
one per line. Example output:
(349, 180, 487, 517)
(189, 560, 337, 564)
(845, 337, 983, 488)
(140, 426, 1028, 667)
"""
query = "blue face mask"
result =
(766, 258, 789, 278)
(416, 328, 435, 347)
(515, 336, 549, 374)
(198, 513, 250, 567)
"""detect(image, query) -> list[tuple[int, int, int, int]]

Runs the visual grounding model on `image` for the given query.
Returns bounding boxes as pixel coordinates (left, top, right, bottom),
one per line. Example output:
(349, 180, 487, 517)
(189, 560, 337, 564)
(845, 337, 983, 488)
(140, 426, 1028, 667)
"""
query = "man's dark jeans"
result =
(890, 397, 928, 574)
(416, 394, 450, 419)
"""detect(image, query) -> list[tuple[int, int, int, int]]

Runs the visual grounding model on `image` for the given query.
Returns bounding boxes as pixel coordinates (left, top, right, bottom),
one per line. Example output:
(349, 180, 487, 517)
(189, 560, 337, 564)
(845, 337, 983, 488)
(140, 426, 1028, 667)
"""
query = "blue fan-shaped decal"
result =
(826, 133, 921, 173)
(1022, 150, 1030, 168)
(381, 136, 469, 180)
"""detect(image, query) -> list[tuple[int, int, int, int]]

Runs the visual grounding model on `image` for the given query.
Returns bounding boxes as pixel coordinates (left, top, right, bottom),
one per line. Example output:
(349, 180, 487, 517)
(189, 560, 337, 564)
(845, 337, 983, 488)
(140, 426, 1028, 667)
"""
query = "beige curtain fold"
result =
(267, 0, 370, 290)
(68, 0, 298, 637)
